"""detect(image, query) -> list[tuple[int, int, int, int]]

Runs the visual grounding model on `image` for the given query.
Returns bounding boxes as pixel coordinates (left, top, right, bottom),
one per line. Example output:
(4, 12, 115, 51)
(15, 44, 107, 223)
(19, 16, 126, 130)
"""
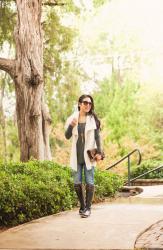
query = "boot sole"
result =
(80, 213, 90, 218)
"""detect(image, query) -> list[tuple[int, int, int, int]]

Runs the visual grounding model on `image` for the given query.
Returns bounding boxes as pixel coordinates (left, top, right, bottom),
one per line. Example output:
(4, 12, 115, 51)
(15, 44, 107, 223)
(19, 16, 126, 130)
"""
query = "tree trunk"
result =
(0, 0, 52, 162)
(13, 0, 52, 161)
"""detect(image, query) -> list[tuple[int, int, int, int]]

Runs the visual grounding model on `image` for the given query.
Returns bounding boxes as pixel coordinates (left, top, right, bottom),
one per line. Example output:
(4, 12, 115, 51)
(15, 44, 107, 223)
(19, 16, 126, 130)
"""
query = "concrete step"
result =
(131, 178, 163, 186)
(114, 196, 163, 205)
(115, 185, 163, 205)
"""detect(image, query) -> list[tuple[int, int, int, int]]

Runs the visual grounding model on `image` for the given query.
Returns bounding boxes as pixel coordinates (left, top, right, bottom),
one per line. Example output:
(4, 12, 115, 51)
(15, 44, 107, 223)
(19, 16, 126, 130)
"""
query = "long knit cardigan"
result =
(65, 111, 97, 171)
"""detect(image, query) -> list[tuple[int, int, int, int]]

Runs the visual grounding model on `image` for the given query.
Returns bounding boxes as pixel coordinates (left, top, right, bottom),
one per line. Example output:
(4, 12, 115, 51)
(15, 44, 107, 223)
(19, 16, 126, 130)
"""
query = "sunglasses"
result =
(82, 101, 92, 106)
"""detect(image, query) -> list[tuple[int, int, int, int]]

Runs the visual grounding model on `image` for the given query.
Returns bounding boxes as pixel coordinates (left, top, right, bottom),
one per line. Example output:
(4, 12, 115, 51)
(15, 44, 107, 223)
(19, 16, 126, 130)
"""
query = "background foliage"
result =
(0, 0, 162, 171)
(131, 159, 163, 179)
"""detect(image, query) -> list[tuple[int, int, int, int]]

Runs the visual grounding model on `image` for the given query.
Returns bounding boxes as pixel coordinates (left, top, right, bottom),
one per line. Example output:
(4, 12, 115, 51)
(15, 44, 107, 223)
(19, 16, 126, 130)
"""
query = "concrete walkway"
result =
(0, 185, 163, 250)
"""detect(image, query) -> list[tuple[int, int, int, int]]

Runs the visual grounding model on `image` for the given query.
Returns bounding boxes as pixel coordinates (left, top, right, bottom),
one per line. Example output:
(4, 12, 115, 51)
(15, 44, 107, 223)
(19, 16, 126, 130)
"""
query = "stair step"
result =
(131, 179, 163, 186)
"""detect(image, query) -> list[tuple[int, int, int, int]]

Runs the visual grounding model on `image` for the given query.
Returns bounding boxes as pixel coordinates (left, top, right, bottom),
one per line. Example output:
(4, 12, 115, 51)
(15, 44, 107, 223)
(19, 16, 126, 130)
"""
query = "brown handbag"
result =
(87, 149, 105, 162)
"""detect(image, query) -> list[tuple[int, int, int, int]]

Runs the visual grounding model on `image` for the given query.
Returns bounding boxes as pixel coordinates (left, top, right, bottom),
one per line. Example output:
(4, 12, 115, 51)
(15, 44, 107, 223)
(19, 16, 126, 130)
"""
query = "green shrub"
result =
(0, 161, 123, 226)
(95, 168, 124, 200)
(131, 160, 163, 179)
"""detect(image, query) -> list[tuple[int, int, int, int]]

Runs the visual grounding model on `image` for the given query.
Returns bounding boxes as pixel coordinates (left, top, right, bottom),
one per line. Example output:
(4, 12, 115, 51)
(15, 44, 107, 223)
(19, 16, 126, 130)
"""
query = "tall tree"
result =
(0, 0, 108, 162)
(0, 0, 51, 161)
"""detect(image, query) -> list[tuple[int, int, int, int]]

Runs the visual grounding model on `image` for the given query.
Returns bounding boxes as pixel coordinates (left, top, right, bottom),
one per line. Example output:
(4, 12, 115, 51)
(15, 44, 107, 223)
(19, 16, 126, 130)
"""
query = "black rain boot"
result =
(81, 184, 94, 218)
(74, 184, 85, 215)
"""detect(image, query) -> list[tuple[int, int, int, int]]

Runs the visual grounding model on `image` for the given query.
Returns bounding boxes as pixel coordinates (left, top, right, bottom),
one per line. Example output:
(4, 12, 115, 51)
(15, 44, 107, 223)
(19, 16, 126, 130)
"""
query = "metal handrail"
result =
(106, 148, 142, 186)
(130, 164, 163, 183)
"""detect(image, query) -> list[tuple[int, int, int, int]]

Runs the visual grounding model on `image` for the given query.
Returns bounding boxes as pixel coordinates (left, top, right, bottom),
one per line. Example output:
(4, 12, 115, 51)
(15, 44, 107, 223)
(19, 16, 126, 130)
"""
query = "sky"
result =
(76, 0, 163, 93)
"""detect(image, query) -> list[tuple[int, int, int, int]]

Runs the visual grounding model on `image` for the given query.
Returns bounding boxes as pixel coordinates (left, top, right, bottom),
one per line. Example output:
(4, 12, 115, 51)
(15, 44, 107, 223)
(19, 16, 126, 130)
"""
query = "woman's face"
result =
(79, 97, 92, 114)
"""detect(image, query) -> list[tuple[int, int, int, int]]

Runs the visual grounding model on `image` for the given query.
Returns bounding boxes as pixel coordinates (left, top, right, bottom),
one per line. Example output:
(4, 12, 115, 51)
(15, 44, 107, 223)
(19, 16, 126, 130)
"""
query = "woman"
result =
(65, 94, 103, 218)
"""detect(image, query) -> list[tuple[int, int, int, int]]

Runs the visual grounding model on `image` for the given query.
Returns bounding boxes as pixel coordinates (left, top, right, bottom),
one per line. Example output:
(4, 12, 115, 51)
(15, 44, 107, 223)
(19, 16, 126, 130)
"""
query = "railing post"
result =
(128, 156, 131, 186)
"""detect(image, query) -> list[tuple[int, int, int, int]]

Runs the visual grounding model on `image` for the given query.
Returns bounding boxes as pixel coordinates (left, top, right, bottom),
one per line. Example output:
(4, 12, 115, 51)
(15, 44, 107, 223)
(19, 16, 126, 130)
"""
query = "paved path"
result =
(0, 186, 163, 250)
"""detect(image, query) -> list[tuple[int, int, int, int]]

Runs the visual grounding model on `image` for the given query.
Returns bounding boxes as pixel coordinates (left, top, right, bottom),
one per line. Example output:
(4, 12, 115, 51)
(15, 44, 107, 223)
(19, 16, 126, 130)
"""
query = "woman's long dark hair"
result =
(78, 94, 101, 129)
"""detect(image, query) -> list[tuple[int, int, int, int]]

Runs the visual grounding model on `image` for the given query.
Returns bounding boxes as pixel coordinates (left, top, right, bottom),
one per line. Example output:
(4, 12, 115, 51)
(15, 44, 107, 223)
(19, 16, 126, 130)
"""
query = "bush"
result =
(0, 161, 123, 226)
(131, 160, 163, 179)
(94, 168, 124, 201)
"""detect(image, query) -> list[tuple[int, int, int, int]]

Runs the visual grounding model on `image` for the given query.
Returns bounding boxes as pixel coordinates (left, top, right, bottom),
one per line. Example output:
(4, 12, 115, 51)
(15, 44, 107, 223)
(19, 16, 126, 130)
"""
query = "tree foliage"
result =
(43, 8, 80, 123)
(0, 0, 16, 47)
(94, 77, 140, 142)
(94, 76, 162, 161)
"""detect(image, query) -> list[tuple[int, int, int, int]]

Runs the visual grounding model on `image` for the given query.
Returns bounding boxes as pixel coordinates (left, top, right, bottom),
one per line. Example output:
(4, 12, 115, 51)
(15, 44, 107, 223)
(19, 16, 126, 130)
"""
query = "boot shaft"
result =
(74, 184, 85, 210)
(86, 184, 95, 209)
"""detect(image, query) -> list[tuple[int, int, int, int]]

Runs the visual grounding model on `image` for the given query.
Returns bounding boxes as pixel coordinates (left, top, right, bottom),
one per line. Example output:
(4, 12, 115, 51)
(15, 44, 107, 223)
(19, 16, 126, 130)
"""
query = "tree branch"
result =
(42, 1, 65, 6)
(0, 58, 16, 79)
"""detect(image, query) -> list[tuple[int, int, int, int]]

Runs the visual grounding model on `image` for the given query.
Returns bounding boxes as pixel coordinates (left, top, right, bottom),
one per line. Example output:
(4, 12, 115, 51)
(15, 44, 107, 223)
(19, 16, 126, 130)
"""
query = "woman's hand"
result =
(95, 153, 102, 161)
(70, 118, 78, 127)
